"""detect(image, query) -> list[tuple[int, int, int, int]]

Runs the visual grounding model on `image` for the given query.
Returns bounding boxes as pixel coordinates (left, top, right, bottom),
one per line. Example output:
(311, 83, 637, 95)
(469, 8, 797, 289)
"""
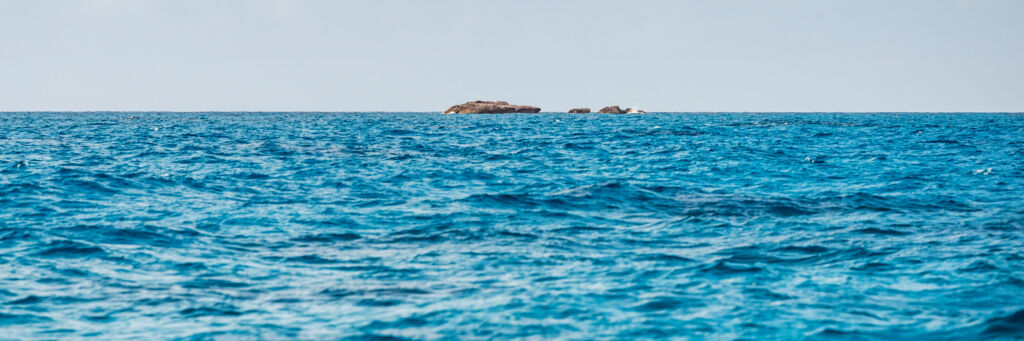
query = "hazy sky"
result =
(1, 0, 1022, 112)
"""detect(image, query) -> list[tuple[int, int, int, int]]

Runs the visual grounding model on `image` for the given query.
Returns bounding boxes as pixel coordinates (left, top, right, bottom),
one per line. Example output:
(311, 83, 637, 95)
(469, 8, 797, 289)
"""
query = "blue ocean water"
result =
(1, 112, 1023, 340)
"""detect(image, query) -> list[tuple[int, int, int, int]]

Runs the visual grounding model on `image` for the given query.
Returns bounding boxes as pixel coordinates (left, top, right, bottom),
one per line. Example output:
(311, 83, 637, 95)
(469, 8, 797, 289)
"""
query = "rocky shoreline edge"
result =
(444, 101, 645, 114)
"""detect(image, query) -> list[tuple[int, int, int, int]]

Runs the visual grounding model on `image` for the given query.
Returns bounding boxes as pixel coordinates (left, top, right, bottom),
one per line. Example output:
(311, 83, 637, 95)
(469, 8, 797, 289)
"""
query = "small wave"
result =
(384, 128, 418, 135)
(852, 227, 911, 236)
(636, 253, 696, 263)
(0, 229, 37, 247)
(34, 240, 106, 258)
(743, 287, 795, 301)
(291, 232, 362, 243)
(957, 260, 1000, 273)
(547, 181, 625, 198)
(6, 295, 44, 305)
(281, 254, 341, 265)
(171, 262, 208, 272)
(634, 297, 690, 312)
(924, 139, 960, 144)
(0, 312, 52, 325)
(98, 226, 177, 246)
(810, 327, 867, 338)
(180, 305, 243, 317)
(830, 192, 899, 212)
(851, 262, 895, 271)
(773, 245, 830, 254)
(341, 333, 415, 341)
(803, 155, 828, 164)
(767, 204, 816, 217)
(220, 216, 278, 227)
(321, 287, 430, 299)
(7, 160, 29, 170)
(700, 260, 764, 275)
(982, 309, 1024, 336)
(181, 278, 249, 289)
(62, 179, 120, 195)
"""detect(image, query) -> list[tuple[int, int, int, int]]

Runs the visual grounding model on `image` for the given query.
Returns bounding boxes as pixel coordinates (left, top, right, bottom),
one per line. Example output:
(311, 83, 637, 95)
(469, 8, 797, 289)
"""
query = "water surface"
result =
(1, 112, 1023, 339)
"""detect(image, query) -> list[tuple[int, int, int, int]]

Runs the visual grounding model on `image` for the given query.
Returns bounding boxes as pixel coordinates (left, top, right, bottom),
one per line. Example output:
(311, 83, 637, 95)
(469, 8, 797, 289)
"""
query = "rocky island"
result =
(443, 101, 541, 114)
(597, 106, 646, 114)
(442, 101, 645, 114)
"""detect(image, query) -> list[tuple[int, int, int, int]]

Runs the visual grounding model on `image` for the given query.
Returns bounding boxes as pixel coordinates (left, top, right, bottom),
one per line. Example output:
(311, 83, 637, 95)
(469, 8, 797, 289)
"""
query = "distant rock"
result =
(597, 105, 645, 114)
(443, 101, 541, 114)
(597, 106, 626, 114)
(568, 108, 590, 114)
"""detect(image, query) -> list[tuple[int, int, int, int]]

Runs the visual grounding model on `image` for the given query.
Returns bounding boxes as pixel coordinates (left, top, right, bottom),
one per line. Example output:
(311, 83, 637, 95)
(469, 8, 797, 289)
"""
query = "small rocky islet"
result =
(443, 101, 541, 114)
(596, 105, 646, 114)
(444, 101, 645, 114)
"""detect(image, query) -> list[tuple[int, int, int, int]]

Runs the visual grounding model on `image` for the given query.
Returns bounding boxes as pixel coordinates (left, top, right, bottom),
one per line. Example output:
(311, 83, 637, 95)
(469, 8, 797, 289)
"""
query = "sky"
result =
(1, 0, 1022, 112)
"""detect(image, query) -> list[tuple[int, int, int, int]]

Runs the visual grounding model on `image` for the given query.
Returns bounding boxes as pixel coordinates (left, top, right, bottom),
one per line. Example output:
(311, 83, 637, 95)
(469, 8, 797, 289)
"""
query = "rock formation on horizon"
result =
(568, 108, 590, 114)
(597, 106, 626, 114)
(597, 106, 645, 114)
(443, 101, 541, 114)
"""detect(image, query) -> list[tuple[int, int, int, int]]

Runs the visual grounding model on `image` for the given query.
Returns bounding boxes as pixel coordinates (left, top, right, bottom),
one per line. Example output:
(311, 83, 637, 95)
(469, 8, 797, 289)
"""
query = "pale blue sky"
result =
(1, 0, 1022, 112)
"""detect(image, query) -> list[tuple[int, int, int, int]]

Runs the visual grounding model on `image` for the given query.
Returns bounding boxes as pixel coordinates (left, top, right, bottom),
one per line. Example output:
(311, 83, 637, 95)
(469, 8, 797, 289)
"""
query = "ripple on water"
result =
(33, 240, 107, 258)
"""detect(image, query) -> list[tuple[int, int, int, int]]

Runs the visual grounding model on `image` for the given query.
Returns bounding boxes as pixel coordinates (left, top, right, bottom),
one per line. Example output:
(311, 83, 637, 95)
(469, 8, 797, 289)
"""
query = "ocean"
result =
(1, 112, 1022, 339)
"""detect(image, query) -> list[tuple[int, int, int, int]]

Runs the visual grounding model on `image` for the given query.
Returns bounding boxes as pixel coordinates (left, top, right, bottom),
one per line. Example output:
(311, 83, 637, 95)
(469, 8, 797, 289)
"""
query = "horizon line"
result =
(2, 111, 1023, 114)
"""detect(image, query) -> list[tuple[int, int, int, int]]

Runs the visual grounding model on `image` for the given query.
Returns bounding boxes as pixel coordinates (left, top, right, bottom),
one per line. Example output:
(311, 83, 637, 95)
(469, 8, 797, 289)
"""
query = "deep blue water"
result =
(1, 112, 1023, 340)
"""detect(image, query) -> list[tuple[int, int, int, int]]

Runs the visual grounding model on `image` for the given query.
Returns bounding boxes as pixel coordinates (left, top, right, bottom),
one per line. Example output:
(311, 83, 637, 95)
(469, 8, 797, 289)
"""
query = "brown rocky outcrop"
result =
(597, 106, 626, 114)
(597, 105, 645, 114)
(443, 101, 541, 114)
(568, 108, 590, 114)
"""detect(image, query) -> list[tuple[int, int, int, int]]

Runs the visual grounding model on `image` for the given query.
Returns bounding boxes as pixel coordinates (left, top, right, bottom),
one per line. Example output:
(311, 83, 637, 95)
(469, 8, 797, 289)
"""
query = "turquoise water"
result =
(1, 112, 1023, 339)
